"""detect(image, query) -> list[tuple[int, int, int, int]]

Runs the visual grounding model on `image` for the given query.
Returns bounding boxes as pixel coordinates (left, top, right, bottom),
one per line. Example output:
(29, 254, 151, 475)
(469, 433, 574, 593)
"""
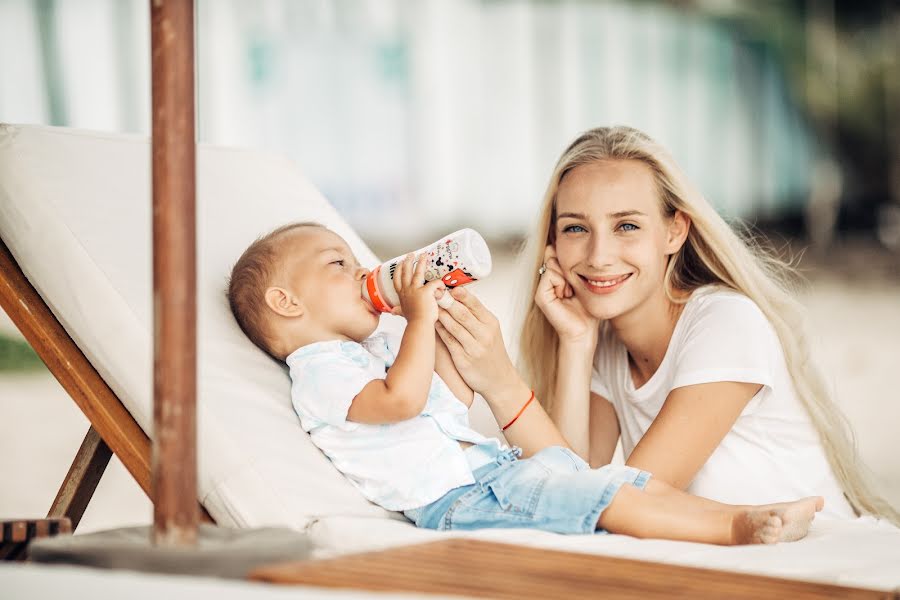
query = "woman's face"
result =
(553, 159, 687, 322)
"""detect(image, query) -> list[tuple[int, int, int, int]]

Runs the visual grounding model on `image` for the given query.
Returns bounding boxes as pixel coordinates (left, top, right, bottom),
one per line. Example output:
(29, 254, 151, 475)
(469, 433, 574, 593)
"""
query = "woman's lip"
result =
(579, 273, 632, 294)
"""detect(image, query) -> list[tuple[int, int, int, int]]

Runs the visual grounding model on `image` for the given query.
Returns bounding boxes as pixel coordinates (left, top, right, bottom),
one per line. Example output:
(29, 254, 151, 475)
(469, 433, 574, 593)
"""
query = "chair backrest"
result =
(0, 123, 407, 528)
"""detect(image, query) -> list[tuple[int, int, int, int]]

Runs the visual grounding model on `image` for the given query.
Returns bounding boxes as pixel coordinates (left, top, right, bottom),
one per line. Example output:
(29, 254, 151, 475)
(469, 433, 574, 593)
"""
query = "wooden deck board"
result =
(250, 538, 896, 599)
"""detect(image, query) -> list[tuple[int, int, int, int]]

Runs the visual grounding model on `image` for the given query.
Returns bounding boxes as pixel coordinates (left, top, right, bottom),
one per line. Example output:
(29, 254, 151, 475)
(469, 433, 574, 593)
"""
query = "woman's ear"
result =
(265, 286, 304, 318)
(665, 210, 691, 255)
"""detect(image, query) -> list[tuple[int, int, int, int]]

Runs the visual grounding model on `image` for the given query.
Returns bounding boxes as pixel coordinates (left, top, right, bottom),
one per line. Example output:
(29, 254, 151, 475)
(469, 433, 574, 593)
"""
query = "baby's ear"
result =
(265, 286, 304, 318)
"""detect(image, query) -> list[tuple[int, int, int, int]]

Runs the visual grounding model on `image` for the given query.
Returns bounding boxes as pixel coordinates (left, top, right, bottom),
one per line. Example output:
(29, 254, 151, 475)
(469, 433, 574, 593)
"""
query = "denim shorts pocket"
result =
(483, 457, 551, 518)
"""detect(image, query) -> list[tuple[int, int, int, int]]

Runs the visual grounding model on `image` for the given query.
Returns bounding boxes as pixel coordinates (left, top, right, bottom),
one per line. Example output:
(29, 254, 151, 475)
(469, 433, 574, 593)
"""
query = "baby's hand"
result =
(392, 253, 446, 324)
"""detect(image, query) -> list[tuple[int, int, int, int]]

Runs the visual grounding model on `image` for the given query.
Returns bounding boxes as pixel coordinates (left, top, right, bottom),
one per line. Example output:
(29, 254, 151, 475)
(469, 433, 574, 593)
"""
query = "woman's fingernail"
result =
(437, 294, 455, 309)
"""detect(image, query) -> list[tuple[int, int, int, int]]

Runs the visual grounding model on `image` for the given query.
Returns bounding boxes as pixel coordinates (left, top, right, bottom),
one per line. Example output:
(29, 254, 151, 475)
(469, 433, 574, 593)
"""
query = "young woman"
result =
(435, 126, 898, 523)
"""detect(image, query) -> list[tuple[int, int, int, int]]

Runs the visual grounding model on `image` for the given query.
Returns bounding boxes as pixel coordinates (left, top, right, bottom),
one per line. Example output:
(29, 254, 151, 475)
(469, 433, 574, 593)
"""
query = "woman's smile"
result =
(578, 272, 633, 294)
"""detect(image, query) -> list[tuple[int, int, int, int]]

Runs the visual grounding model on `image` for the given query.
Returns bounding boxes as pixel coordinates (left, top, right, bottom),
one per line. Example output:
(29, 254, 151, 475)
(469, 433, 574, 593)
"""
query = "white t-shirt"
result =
(590, 286, 855, 519)
(287, 332, 499, 511)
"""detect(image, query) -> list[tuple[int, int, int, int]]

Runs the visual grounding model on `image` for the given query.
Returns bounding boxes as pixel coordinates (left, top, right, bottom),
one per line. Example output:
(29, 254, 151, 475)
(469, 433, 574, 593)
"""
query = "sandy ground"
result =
(1, 247, 898, 533)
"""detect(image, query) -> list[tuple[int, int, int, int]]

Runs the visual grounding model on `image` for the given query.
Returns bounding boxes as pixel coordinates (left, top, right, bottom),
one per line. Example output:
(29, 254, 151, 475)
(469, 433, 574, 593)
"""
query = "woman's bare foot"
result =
(731, 496, 824, 544)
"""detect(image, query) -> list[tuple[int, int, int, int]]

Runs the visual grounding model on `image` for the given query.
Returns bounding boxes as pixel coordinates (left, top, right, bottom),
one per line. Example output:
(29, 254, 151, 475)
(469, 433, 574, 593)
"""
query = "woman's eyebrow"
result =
(557, 210, 647, 220)
(608, 210, 647, 218)
(556, 212, 588, 220)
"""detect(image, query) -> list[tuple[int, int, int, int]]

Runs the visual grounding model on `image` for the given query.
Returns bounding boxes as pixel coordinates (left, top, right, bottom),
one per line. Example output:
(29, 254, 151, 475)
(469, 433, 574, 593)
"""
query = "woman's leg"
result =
(596, 482, 823, 545)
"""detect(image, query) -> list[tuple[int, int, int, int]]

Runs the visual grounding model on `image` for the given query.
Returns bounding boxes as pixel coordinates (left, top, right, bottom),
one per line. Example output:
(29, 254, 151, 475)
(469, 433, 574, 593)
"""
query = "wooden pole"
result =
(150, 0, 198, 546)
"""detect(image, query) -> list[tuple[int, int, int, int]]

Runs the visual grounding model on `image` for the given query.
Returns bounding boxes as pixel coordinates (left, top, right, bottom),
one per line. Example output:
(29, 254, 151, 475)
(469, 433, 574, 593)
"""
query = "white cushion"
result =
(0, 123, 405, 528)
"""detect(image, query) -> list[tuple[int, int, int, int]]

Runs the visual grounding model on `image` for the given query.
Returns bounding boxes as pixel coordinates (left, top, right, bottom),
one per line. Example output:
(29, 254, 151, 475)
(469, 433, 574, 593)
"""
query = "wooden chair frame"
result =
(0, 237, 212, 529)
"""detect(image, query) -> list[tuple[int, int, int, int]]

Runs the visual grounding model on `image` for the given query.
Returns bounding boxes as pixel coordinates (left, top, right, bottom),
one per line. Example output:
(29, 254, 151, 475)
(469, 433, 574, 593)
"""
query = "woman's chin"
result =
(577, 294, 629, 322)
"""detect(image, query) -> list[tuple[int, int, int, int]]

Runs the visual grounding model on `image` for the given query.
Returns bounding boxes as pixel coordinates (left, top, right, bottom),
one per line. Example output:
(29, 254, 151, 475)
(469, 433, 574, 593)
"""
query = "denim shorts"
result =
(403, 443, 651, 534)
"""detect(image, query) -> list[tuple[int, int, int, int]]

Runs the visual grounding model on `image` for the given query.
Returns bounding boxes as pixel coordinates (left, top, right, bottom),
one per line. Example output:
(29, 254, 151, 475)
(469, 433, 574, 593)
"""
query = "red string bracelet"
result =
(501, 389, 535, 432)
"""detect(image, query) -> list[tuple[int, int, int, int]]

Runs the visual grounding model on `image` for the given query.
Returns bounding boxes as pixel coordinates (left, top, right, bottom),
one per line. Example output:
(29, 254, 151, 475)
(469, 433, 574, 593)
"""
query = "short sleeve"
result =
(671, 294, 778, 392)
(290, 350, 381, 432)
(362, 330, 402, 367)
(589, 324, 616, 401)
(382, 331, 403, 362)
(369, 315, 407, 365)
(590, 369, 613, 400)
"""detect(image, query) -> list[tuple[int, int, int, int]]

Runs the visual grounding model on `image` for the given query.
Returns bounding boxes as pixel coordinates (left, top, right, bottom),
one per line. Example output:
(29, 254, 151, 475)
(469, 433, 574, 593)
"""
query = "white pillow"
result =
(0, 123, 407, 529)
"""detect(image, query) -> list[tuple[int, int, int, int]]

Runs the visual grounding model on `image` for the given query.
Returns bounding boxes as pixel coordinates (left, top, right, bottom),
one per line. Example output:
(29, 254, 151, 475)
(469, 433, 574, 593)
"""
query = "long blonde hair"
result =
(519, 125, 898, 523)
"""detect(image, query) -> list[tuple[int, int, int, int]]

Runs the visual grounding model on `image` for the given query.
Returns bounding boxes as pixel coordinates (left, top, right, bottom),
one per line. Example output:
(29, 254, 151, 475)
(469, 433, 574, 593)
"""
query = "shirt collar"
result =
(284, 338, 364, 365)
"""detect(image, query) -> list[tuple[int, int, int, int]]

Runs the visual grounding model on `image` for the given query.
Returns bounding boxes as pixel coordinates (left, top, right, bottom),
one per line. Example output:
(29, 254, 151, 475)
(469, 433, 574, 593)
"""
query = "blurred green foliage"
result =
(0, 334, 45, 372)
(676, 0, 900, 229)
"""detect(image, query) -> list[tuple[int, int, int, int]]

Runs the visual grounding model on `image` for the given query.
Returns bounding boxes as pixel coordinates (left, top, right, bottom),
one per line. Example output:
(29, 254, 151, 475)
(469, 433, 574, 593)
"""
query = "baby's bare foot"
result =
(732, 496, 823, 545)
(767, 496, 823, 542)
(731, 510, 783, 544)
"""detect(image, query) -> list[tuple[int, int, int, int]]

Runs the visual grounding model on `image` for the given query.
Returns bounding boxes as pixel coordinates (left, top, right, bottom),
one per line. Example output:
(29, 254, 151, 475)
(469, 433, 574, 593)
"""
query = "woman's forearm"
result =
(434, 332, 474, 407)
(480, 373, 569, 458)
(549, 340, 595, 459)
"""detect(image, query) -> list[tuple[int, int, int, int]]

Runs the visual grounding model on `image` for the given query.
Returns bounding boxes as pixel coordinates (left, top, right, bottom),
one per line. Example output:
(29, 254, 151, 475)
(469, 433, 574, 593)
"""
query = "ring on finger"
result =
(538, 263, 547, 276)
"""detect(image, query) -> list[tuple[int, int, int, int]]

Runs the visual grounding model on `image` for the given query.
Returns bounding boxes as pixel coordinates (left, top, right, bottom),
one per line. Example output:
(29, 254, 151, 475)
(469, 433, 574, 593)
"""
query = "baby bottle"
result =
(362, 228, 492, 313)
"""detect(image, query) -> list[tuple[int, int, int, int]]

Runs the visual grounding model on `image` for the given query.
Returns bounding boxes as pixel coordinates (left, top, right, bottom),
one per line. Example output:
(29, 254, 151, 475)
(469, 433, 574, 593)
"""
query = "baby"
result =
(228, 222, 823, 544)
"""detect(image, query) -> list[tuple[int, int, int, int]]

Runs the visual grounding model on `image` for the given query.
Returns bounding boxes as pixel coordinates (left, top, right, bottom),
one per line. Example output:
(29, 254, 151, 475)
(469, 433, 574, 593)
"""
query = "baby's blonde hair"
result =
(227, 222, 323, 360)
(518, 126, 898, 524)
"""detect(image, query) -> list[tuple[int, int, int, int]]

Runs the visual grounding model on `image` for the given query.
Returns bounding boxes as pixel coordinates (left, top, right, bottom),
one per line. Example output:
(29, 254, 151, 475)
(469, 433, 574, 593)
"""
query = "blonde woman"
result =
(435, 126, 898, 523)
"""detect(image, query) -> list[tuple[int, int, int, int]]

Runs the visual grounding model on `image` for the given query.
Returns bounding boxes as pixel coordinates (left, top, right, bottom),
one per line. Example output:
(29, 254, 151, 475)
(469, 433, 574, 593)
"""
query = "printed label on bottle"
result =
(386, 236, 473, 284)
(441, 268, 474, 287)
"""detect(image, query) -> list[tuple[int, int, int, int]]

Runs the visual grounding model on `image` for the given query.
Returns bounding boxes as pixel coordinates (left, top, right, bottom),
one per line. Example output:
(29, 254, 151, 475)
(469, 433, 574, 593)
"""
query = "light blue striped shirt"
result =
(287, 332, 500, 511)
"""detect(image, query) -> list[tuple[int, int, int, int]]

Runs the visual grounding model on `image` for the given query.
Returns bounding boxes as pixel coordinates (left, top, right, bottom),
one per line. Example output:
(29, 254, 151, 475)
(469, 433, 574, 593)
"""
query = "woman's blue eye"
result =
(619, 223, 639, 232)
(562, 224, 587, 233)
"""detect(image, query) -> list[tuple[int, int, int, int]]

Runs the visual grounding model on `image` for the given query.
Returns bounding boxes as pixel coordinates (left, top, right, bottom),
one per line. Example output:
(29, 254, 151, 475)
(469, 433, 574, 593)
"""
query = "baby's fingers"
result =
(402, 253, 416, 287)
(413, 252, 429, 287)
(425, 278, 446, 294)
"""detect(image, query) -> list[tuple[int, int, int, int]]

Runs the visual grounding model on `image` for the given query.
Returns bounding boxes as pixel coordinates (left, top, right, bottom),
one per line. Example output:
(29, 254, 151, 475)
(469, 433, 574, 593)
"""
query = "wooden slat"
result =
(33, 520, 50, 539)
(249, 538, 895, 599)
(0, 518, 72, 562)
(8, 522, 26, 543)
(1, 519, 71, 543)
(150, 0, 199, 546)
(55, 518, 73, 535)
(48, 425, 113, 531)
(0, 237, 214, 524)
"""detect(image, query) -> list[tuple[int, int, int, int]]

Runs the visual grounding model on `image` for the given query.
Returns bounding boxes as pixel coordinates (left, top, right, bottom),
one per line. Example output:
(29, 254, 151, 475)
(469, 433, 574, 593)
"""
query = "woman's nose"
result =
(586, 234, 615, 269)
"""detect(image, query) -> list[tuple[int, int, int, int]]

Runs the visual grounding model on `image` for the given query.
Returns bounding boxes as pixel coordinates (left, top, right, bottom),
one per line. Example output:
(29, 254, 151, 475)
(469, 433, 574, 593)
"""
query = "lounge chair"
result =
(2, 123, 899, 593)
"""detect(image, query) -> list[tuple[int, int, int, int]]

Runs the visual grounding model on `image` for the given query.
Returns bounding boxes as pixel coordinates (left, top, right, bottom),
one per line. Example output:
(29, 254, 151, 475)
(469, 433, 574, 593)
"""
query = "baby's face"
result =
(280, 228, 381, 343)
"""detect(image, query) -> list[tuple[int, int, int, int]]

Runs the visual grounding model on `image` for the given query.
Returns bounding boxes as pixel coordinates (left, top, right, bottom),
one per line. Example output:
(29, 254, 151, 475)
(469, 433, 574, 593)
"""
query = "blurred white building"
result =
(0, 0, 815, 245)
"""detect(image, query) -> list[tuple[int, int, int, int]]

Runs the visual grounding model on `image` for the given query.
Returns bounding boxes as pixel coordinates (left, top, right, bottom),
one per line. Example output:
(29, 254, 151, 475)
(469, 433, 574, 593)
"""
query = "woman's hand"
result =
(436, 286, 572, 455)
(434, 287, 519, 398)
(392, 253, 446, 324)
(535, 245, 601, 346)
